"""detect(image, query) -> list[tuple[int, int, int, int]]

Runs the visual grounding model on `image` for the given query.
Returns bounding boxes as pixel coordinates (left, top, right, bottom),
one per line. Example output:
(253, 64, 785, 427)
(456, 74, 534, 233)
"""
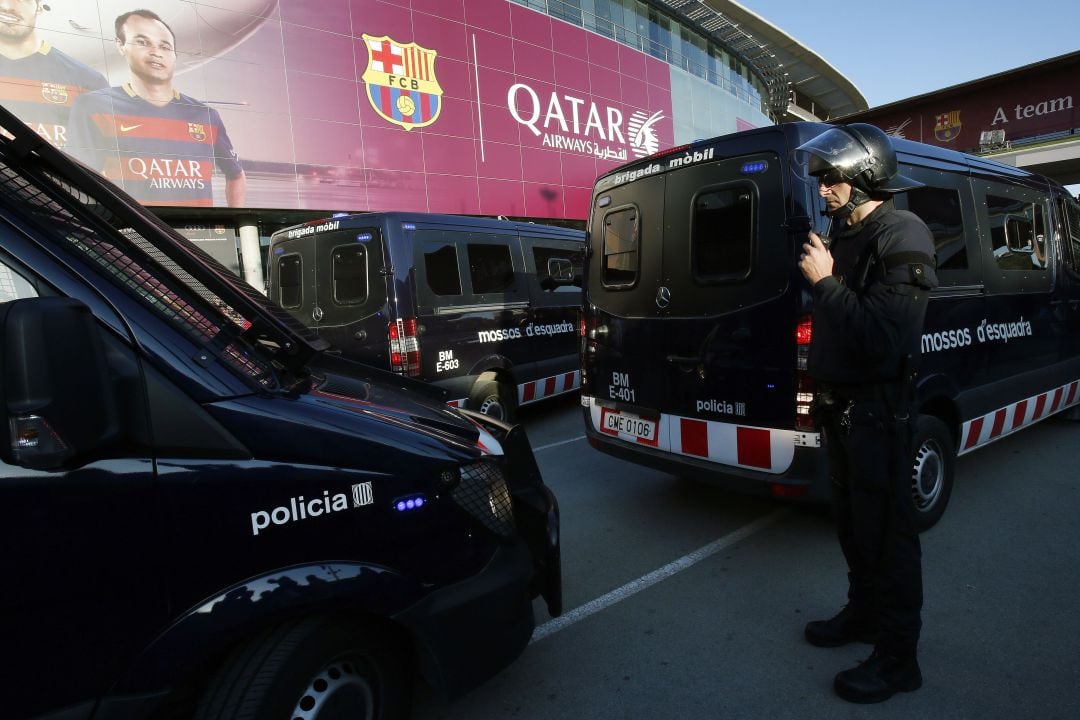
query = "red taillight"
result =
(795, 314, 815, 431)
(796, 315, 813, 346)
(388, 318, 421, 377)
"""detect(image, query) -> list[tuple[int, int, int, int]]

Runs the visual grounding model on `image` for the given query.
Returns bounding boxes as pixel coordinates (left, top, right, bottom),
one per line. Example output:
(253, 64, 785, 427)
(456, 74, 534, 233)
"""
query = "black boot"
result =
(804, 605, 877, 647)
(834, 648, 922, 703)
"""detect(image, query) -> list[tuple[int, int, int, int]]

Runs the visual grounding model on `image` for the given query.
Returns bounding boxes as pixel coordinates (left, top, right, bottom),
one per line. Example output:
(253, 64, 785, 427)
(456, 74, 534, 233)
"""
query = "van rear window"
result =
(602, 207, 638, 287)
(277, 255, 302, 309)
(331, 244, 367, 305)
(692, 187, 753, 281)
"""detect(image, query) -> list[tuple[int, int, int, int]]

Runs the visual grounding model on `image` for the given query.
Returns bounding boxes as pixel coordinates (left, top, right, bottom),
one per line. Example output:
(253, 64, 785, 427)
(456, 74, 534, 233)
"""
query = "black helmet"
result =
(796, 123, 922, 195)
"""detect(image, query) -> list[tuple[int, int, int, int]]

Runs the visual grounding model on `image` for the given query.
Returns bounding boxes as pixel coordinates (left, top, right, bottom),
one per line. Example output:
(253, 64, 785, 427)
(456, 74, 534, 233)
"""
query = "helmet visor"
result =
(796, 127, 872, 178)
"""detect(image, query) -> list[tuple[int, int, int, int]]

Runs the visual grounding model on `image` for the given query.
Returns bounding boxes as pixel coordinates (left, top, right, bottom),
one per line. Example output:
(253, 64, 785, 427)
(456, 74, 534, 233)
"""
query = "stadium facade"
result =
(0, 0, 862, 288)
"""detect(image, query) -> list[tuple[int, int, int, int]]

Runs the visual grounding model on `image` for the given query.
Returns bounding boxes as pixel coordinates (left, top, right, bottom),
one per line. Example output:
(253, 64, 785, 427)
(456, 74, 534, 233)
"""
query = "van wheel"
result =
(469, 373, 517, 422)
(908, 415, 955, 532)
(195, 616, 409, 720)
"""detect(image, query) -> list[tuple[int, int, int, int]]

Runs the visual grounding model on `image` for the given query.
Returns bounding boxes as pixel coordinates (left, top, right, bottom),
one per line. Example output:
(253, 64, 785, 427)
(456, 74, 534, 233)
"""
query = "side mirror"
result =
(546, 257, 575, 283)
(1, 298, 120, 469)
(1004, 215, 1035, 254)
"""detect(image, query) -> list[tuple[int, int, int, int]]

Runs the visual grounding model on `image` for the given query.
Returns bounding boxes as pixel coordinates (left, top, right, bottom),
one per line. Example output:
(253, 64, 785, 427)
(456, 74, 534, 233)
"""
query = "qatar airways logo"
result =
(507, 83, 665, 161)
(124, 157, 209, 191)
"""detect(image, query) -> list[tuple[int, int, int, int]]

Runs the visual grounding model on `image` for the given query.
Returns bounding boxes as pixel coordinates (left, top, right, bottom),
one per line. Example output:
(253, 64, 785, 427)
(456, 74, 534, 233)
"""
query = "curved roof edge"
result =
(697, 0, 869, 120)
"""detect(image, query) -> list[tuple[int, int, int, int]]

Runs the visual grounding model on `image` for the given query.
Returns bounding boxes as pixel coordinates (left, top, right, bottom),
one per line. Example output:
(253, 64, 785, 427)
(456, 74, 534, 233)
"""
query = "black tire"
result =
(467, 372, 517, 422)
(195, 616, 410, 720)
(908, 415, 955, 532)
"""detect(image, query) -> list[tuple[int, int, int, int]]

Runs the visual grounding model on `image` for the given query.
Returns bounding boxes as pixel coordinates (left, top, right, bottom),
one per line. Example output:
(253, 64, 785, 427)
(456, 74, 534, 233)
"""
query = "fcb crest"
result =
(934, 110, 962, 143)
(361, 34, 443, 131)
(188, 123, 207, 142)
(40, 82, 69, 105)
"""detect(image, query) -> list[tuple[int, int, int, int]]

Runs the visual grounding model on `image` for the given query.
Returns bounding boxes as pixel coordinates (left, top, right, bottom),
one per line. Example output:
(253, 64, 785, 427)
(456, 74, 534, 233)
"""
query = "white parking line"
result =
(533, 435, 586, 452)
(530, 507, 791, 644)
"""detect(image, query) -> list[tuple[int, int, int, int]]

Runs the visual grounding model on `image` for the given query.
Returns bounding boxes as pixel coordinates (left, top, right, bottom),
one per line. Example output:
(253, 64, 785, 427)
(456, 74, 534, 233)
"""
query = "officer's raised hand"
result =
(799, 231, 833, 286)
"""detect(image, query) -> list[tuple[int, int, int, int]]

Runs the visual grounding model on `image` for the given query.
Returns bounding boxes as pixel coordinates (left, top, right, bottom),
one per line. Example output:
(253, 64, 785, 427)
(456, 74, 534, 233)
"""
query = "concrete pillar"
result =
(238, 221, 265, 294)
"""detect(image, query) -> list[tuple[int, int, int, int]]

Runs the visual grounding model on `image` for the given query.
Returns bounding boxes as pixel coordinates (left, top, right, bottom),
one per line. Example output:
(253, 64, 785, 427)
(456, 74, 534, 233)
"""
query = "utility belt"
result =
(812, 355, 916, 426)
(815, 381, 903, 406)
(811, 380, 912, 437)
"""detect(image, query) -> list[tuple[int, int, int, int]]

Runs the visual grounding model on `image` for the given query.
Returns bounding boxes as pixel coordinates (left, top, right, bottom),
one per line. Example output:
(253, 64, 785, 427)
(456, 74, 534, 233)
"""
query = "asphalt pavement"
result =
(416, 393, 1080, 720)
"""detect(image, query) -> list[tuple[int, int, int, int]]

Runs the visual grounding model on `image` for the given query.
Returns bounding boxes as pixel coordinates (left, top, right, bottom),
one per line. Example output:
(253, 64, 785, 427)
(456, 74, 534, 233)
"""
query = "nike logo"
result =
(119, 123, 143, 132)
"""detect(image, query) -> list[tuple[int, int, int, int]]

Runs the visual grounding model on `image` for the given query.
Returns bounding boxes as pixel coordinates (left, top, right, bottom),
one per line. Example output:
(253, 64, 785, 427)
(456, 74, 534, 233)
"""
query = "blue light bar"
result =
(393, 495, 427, 512)
(356, 233, 373, 242)
(332, 212, 349, 218)
(741, 160, 768, 174)
(402, 223, 416, 231)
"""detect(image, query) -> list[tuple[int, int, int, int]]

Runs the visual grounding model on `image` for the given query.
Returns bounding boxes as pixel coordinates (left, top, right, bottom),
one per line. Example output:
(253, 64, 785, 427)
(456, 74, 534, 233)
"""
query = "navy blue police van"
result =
(582, 121, 1080, 530)
(0, 105, 561, 720)
(267, 213, 584, 422)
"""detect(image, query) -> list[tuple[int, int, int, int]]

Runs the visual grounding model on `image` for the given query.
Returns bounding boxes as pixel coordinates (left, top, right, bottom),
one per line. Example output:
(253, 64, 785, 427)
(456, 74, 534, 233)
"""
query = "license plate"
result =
(600, 407, 659, 446)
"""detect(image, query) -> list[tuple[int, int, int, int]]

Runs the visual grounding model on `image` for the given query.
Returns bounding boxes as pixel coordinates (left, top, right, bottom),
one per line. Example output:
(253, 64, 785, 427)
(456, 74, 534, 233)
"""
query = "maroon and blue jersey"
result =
(68, 84, 243, 207)
(0, 41, 107, 149)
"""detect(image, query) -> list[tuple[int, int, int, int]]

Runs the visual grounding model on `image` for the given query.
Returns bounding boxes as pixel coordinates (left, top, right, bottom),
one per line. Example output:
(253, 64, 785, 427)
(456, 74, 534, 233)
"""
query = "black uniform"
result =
(808, 198, 937, 659)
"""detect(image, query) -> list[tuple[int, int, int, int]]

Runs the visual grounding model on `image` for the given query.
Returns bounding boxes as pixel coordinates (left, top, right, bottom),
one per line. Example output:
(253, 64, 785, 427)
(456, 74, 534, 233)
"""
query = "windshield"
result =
(0, 105, 327, 389)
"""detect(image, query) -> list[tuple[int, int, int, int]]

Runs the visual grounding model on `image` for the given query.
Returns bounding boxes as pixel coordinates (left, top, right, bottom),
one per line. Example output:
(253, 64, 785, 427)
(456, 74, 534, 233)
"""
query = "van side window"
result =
(905, 186, 966, 270)
(533, 244, 583, 293)
(423, 242, 462, 296)
(692, 187, 753, 281)
(331, 244, 367, 305)
(602, 206, 638, 287)
(468, 243, 515, 294)
(986, 194, 1048, 272)
(277, 254, 302, 309)
(1060, 196, 1080, 277)
(0, 259, 38, 302)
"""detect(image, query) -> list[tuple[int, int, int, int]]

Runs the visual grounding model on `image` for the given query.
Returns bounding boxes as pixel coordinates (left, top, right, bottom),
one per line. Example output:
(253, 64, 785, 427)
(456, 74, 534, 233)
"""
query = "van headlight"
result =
(451, 460, 516, 537)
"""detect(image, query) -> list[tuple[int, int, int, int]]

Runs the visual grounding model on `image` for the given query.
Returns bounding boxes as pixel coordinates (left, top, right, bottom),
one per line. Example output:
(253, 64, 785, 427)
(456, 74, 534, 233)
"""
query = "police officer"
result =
(796, 123, 938, 703)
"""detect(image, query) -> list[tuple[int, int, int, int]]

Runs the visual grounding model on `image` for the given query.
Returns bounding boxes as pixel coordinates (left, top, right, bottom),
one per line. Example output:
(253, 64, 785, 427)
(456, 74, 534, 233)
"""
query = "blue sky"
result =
(737, 0, 1080, 108)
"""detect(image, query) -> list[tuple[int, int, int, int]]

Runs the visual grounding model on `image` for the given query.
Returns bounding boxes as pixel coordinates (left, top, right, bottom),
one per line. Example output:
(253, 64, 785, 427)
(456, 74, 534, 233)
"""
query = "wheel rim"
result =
(291, 657, 374, 720)
(911, 437, 944, 512)
(478, 394, 506, 420)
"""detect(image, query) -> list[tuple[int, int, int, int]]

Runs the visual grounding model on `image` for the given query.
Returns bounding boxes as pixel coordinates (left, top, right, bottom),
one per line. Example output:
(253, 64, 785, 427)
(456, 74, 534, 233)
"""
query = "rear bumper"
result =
(582, 399, 831, 504)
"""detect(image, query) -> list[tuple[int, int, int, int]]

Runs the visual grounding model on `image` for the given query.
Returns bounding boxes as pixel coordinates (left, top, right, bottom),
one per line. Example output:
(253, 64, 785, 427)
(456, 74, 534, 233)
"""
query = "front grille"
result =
(451, 460, 516, 537)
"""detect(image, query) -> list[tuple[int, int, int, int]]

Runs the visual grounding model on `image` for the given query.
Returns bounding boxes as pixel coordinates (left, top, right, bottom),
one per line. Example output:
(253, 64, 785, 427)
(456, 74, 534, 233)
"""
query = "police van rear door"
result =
(311, 223, 389, 367)
(588, 141, 798, 471)
(270, 233, 319, 329)
(270, 220, 389, 368)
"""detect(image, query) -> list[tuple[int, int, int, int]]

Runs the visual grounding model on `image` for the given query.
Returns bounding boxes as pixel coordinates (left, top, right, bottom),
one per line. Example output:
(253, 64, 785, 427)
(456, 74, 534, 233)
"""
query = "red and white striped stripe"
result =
(585, 396, 805, 475)
(519, 370, 580, 406)
(959, 379, 1080, 454)
(445, 371, 582, 410)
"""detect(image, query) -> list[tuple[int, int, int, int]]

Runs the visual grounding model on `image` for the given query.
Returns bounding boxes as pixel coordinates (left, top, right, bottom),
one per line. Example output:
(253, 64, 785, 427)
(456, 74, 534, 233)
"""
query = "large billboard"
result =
(847, 54, 1079, 154)
(0, 0, 675, 218)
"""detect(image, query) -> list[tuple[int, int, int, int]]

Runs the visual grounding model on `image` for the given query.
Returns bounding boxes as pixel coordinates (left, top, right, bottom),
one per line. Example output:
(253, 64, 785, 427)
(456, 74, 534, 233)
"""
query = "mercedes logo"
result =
(655, 286, 671, 309)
